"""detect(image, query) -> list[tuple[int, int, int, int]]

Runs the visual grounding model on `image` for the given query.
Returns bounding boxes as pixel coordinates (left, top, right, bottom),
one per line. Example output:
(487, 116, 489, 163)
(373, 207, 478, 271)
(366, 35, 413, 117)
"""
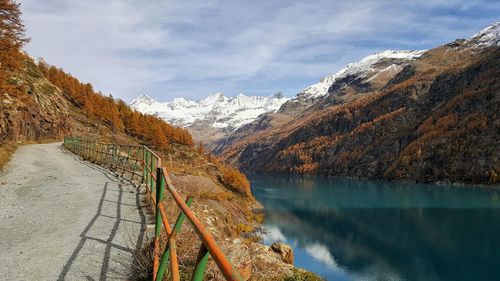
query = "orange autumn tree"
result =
(0, 0, 30, 95)
(38, 63, 193, 149)
(38, 64, 125, 131)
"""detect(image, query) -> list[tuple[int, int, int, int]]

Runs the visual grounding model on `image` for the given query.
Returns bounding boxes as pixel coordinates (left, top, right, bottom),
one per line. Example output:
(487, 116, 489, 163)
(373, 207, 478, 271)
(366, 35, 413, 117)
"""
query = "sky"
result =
(19, 0, 500, 102)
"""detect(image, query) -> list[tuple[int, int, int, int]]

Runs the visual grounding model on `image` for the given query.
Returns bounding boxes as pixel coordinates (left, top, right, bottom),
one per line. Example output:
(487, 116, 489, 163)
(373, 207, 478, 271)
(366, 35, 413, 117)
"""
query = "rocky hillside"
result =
(213, 49, 427, 154)
(0, 58, 71, 143)
(130, 92, 289, 145)
(217, 23, 500, 185)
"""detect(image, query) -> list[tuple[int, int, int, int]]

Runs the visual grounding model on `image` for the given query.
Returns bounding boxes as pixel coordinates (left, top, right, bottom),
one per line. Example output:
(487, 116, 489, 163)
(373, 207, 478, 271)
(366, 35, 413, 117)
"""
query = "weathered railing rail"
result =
(63, 137, 243, 281)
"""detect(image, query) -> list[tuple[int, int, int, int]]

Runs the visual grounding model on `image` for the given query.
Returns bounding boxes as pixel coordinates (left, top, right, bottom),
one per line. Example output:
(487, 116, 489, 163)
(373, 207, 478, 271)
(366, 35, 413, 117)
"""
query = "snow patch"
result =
(469, 22, 500, 47)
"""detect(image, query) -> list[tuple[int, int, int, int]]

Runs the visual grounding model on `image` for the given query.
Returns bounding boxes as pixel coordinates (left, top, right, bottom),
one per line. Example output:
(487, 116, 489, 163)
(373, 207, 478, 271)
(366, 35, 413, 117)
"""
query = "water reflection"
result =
(304, 243, 338, 268)
(251, 174, 500, 281)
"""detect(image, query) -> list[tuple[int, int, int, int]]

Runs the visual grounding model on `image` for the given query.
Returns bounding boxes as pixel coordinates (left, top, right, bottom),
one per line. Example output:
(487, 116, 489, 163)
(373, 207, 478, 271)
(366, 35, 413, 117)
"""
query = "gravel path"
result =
(0, 142, 148, 280)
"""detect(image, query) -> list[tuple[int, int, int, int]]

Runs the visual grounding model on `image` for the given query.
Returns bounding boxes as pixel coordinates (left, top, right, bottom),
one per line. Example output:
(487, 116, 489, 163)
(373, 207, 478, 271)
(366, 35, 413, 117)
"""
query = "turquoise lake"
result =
(249, 174, 500, 281)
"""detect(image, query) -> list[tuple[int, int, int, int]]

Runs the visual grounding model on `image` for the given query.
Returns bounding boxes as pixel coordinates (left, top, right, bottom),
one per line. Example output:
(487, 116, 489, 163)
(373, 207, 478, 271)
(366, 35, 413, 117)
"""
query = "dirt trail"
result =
(0, 142, 148, 280)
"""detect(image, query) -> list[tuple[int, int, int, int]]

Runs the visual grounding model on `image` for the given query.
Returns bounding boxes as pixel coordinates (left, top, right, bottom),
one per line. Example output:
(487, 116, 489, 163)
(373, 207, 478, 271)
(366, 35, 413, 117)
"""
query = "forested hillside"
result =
(1, 1, 192, 150)
(37, 63, 193, 149)
(218, 24, 500, 185)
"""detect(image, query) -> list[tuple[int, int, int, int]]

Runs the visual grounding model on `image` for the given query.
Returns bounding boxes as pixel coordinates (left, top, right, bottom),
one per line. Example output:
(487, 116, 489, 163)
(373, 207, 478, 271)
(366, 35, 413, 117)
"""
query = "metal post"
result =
(156, 197, 193, 281)
(191, 243, 210, 281)
(142, 147, 147, 185)
(153, 167, 165, 281)
(147, 152, 151, 190)
(150, 154, 155, 194)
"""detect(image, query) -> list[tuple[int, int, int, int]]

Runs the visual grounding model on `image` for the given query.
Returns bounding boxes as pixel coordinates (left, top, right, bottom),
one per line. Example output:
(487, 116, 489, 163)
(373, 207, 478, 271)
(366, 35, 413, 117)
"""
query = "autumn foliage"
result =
(211, 156, 251, 197)
(220, 46, 500, 184)
(38, 63, 193, 150)
(0, 0, 30, 95)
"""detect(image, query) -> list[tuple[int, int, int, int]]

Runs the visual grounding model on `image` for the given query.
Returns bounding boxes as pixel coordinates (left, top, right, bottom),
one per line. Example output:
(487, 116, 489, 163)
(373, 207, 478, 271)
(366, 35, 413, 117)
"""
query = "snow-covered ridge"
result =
(130, 50, 425, 131)
(296, 22, 500, 101)
(130, 92, 289, 130)
(469, 22, 500, 47)
(296, 50, 426, 100)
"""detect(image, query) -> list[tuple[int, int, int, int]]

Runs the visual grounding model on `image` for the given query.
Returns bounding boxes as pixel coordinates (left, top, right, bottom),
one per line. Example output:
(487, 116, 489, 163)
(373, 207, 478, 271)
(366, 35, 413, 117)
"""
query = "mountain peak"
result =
(130, 94, 157, 107)
(469, 22, 500, 47)
(297, 49, 426, 100)
(206, 92, 225, 99)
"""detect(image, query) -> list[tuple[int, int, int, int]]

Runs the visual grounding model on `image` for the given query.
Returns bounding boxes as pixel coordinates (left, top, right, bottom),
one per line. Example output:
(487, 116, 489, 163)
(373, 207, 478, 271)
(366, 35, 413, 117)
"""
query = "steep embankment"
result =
(0, 59, 71, 144)
(218, 24, 500, 184)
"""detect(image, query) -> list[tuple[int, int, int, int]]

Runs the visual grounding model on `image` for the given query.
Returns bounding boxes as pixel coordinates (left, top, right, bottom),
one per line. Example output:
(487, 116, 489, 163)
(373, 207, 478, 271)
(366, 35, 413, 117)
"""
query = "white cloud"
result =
(18, 0, 500, 101)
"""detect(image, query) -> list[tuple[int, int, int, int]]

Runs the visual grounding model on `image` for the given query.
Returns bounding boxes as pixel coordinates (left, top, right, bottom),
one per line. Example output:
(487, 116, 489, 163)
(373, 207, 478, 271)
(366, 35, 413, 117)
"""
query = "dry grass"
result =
(0, 142, 18, 171)
(130, 240, 154, 281)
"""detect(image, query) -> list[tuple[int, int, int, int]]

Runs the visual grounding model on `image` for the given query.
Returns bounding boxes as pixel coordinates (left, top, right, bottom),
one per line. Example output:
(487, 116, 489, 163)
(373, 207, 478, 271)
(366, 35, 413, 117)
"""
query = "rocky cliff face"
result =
(0, 58, 71, 143)
(217, 23, 500, 184)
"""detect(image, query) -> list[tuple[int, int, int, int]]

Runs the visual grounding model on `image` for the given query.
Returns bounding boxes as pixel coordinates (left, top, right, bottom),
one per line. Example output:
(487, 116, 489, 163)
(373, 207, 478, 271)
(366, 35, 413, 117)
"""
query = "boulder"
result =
(270, 242, 294, 264)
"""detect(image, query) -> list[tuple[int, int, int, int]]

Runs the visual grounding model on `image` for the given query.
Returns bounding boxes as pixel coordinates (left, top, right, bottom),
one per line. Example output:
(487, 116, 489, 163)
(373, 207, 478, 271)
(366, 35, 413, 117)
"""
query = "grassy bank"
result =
(0, 142, 18, 171)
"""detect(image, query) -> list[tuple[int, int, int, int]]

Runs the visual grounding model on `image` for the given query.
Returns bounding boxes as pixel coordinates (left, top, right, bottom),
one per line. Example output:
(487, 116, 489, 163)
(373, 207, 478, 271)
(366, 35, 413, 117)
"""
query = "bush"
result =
(219, 164, 252, 198)
(284, 269, 325, 281)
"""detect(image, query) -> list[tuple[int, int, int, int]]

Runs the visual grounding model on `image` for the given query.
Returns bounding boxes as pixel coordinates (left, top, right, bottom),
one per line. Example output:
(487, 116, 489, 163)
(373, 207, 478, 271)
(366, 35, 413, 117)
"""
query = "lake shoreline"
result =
(245, 171, 500, 190)
(250, 174, 500, 281)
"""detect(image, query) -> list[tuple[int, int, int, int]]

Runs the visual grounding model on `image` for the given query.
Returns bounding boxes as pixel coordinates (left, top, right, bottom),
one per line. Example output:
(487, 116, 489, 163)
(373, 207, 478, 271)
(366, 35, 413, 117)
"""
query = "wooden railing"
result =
(63, 137, 243, 281)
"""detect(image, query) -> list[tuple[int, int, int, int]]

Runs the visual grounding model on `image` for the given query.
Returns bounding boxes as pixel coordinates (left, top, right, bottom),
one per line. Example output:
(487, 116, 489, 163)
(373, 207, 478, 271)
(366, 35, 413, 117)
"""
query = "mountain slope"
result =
(0, 58, 71, 143)
(213, 49, 427, 154)
(217, 23, 500, 184)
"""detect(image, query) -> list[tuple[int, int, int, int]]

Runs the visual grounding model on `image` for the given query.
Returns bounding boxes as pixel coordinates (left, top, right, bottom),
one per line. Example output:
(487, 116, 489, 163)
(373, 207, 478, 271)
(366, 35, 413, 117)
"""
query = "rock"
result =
(0, 60, 71, 143)
(227, 244, 252, 281)
(251, 243, 294, 279)
(270, 242, 294, 264)
(251, 206, 265, 215)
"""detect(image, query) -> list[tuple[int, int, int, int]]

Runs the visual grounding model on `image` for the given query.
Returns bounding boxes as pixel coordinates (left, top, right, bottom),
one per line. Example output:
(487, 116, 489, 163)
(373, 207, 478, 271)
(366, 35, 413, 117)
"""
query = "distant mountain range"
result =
(130, 49, 428, 144)
(130, 22, 499, 184)
(130, 92, 288, 143)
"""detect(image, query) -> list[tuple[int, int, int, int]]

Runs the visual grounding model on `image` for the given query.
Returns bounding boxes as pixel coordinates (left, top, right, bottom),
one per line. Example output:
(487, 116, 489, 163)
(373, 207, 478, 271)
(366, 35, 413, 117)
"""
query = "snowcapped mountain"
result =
(215, 22, 500, 185)
(296, 50, 426, 100)
(294, 22, 499, 102)
(130, 92, 289, 131)
(131, 22, 499, 146)
(468, 21, 500, 47)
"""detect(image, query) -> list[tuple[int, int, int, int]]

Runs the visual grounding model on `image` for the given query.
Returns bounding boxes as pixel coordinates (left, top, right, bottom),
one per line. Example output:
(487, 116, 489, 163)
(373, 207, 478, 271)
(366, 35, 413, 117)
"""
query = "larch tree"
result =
(0, 0, 29, 95)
